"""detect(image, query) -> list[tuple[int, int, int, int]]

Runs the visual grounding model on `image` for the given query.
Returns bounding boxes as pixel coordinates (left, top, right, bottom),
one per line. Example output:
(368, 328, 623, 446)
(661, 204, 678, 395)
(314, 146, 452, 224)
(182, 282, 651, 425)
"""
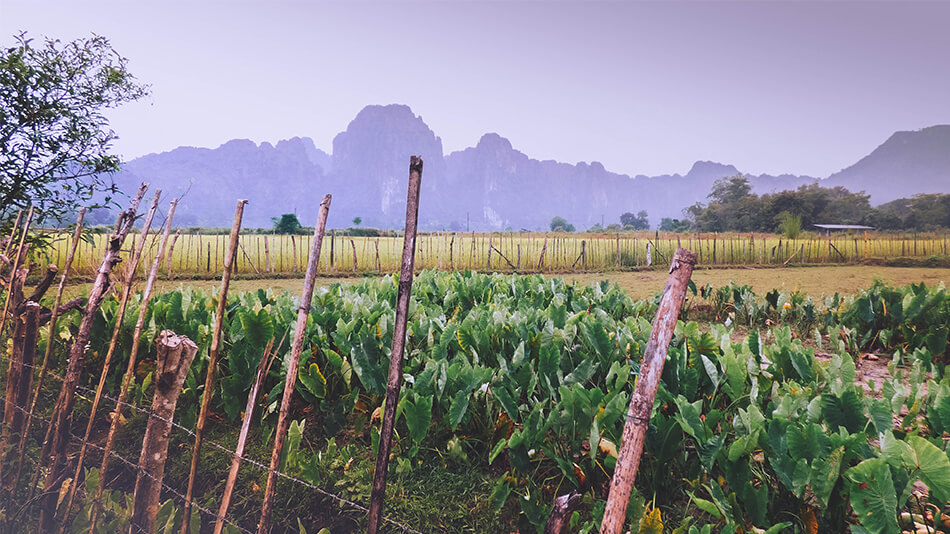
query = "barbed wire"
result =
(1, 352, 424, 534)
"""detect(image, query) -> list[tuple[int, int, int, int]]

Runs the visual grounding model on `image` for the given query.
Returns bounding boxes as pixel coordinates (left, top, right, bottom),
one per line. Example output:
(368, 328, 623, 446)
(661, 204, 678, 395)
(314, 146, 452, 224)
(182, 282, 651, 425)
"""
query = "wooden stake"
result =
(38, 184, 149, 532)
(257, 194, 331, 534)
(0, 301, 39, 486)
(367, 157, 423, 534)
(59, 192, 162, 526)
(129, 331, 198, 533)
(180, 200, 247, 533)
(87, 197, 178, 533)
(1, 209, 23, 259)
(264, 235, 272, 272)
(13, 208, 84, 492)
(350, 239, 358, 272)
(214, 335, 282, 534)
(600, 248, 697, 534)
(166, 228, 182, 279)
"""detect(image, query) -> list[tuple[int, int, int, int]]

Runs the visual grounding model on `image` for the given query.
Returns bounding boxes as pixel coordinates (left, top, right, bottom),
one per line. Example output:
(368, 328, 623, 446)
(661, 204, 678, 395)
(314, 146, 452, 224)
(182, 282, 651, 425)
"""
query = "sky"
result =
(2, 0, 949, 178)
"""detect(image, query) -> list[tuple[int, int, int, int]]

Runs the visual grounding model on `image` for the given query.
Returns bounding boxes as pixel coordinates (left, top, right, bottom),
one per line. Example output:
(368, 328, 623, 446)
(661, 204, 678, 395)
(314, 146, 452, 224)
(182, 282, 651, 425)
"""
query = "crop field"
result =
(5, 268, 950, 533)
(36, 230, 950, 279)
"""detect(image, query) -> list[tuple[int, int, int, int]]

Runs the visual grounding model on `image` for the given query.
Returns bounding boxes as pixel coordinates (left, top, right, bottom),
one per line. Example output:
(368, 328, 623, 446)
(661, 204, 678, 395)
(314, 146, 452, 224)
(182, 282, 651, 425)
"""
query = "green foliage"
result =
(777, 211, 802, 239)
(659, 217, 691, 232)
(352, 216, 362, 226)
(549, 216, 575, 232)
(272, 213, 304, 234)
(620, 210, 649, 230)
(0, 32, 148, 225)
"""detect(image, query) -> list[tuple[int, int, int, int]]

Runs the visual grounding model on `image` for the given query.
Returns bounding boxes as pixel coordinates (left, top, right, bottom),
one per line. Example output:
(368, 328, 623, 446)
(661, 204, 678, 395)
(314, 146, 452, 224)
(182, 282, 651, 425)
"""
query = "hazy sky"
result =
(2, 0, 948, 178)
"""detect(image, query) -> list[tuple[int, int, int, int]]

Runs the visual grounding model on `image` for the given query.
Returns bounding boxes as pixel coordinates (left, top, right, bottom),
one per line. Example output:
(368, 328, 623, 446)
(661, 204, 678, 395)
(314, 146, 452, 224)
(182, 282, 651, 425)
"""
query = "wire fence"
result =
(1, 353, 424, 534)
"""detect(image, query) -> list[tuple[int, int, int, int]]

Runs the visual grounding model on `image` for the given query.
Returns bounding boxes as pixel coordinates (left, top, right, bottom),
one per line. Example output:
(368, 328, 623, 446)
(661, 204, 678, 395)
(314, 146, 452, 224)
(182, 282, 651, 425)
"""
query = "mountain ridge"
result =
(107, 105, 950, 230)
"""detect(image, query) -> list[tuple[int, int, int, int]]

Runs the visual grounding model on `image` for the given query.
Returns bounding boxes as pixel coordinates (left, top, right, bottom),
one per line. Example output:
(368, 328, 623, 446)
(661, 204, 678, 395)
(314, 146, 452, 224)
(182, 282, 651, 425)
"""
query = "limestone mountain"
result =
(105, 105, 948, 230)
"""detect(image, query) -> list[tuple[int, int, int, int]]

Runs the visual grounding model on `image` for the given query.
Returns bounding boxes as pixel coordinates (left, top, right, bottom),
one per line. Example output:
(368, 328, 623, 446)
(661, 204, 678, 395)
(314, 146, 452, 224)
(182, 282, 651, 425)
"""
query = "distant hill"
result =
(106, 105, 948, 230)
(823, 125, 950, 204)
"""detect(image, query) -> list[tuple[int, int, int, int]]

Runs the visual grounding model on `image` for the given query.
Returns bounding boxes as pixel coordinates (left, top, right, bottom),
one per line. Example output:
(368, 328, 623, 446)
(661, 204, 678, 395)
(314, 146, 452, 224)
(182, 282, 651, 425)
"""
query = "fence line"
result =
(0, 352, 424, 533)
(35, 230, 950, 279)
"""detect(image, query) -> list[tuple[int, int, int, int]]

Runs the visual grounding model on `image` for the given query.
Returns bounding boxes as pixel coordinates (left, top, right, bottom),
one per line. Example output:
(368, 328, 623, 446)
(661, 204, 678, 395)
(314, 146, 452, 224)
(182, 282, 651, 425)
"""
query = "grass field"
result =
(61, 265, 950, 302)
(38, 229, 950, 280)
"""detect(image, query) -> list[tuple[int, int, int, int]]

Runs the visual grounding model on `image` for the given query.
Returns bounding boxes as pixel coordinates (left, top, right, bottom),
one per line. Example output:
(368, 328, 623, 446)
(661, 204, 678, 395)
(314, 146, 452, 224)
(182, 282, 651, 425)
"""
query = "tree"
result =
(272, 213, 302, 234)
(708, 175, 752, 204)
(550, 216, 575, 232)
(1, 33, 149, 225)
(353, 216, 362, 226)
(620, 210, 649, 230)
(659, 218, 691, 232)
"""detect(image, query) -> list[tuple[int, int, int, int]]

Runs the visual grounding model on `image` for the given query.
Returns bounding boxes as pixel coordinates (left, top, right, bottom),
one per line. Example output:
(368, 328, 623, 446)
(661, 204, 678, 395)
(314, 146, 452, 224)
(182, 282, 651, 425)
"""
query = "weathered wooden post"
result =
(0, 206, 34, 338)
(600, 248, 697, 534)
(257, 194, 331, 534)
(129, 331, 199, 533)
(38, 183, 149, 532)
(88, 197, 178, 533)
(0, 302, 40, 482)
(12, 208, 84, 490)
(214, 338, 280, 534)
(367, 157, 423, 534)
(181, 199, 247, 533)
(166, 228, 182, 278)
(61, 191, 162, 522)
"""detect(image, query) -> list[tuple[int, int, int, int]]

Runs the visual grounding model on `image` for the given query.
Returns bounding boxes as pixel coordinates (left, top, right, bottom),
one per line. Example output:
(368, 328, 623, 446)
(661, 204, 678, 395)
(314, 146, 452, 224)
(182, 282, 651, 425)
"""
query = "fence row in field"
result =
(39, 230, 950, 279)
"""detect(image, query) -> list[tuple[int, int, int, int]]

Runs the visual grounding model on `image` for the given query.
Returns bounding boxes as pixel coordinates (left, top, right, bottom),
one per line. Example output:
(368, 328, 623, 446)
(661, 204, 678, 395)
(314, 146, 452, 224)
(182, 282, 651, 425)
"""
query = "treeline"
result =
(676, 175, 950, 234)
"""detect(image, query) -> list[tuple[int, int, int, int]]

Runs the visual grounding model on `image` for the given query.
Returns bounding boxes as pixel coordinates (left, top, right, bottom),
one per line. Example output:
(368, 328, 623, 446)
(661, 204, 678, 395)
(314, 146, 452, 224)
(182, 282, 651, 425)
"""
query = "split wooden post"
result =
(257, 194, 331, 534)
(214, 336, 281, 534)
(60, 192, 162, 525)
(367, 156, 423, 534)
(350, 239, 358, 272)
(38, 183, 149, 532)
(544, 491, 583, 534)
(0, 302, 40, 484)
(600, 248, 697, 534)
(88, 198, 178, 533)
(129, 331, 199, 533)
(180, 199, 247, 533)
(12, 208, 84, 491)
(264, 235, 272, 272)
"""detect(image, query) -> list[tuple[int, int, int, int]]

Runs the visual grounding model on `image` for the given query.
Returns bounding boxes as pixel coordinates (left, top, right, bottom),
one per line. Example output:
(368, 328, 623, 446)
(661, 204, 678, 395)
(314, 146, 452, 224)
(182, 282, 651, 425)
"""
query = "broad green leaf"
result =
(846, 458, 900, 534)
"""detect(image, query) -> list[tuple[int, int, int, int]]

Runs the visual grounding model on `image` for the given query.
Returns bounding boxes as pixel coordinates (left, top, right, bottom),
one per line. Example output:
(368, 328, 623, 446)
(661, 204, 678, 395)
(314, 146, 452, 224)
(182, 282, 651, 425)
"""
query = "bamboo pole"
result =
(214, 335, 281, 534)
(600, 248, 697, 534)
(180, 199, 247, 533)
(129, 331, 199, 533)
(11, 208, 85, 489)
(367, 157, 423, 534)
(59, 192, 161, 525)
(87, 197, 177, 533)
(38, 184, 149, 532)
(257, 194, 331, 534)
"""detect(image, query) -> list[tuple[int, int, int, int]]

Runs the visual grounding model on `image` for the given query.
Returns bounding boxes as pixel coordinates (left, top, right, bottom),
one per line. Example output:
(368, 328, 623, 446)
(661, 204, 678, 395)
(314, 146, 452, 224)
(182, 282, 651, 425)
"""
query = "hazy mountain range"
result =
(107, 104, 950, 230)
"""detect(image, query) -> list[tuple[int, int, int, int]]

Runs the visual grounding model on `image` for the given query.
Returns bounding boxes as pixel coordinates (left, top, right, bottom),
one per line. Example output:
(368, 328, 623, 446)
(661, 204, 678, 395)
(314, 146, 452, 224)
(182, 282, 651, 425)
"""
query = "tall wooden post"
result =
(88, 197, 178, 533)
(39, 183, 149, 532)
(11, 208, 85, 490)
(600, 248, 697, 534)
(257, 194, 332, 534)
(61, 190, 162, 525)
(180, 200, 247, 532)
(367, 156, 423, 534)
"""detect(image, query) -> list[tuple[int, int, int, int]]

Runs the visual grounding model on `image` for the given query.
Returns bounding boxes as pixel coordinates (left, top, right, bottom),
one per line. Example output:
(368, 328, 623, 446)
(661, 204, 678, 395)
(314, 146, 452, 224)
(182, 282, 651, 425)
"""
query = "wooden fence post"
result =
(88, 197, 179, 533)
(214, 337, 281, 534)
(166, 229, 182, 279)
(60, 191, 162, 524)
(367, 157, 423, 534)
(130, 331, 198, 533)
(600, 248, 697, 534)
(0, 302, 39, 484)
(181, 199, 247, 533)
(11, 208, 85, 490)
(38, 183, 149, 532)
(0, 206, 34, 339)
(257, 194, 331, 534)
